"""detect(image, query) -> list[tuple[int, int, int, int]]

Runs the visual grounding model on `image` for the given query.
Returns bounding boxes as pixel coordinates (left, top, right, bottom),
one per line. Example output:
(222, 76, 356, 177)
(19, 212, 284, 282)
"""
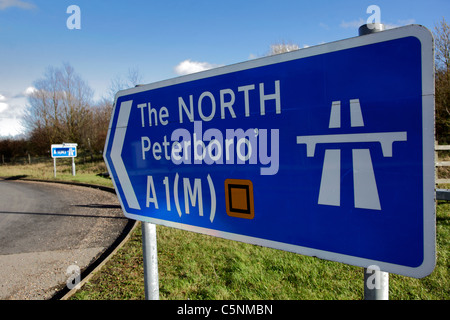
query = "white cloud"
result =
(398, 19, 416, 26)
(13, 86, 36, 98)
(340, 18, 365, 29)
(0, 100, 23, 137)
(0, 102, 7, 113)
(0, 118, 24, 136)
(340, 18, 416, 30)
(384, 19, 416, 30)
(384, 23, 399, 30)
(174, 59, 222, 76)
(0, 0, 36, 10)
(0, 88, 29, 137)
(24, 86, 36, 95)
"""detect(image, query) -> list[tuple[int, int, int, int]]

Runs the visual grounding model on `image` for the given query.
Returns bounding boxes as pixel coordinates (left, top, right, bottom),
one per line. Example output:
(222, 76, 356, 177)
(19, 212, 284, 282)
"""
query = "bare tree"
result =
(81, 67, 144, 156)
(24, 66, 64, 149)
(82, 97, 114, 156)
(435, 18, 450, 72)
(268, 41, 300, 56)
(434, 18, 450, 144)
(107, 67, 144, 102)
(127, 67, 143, 87)
(58, 63, 93, 143)
(24, 63, 93, 153)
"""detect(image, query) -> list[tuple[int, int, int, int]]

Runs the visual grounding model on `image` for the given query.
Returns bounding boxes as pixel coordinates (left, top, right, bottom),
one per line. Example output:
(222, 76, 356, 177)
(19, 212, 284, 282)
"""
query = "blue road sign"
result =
(51, 144, 77, 158)
(104, 25, 435, 278)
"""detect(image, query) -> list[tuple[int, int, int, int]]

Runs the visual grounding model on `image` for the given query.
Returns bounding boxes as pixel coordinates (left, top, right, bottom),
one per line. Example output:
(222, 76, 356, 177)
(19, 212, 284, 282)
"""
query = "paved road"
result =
(0, 178, 129, 300)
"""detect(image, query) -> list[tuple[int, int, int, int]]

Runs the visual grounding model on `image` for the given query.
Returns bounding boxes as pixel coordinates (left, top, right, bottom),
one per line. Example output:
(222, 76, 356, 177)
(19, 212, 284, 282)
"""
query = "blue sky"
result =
(0, 0, 448, 136)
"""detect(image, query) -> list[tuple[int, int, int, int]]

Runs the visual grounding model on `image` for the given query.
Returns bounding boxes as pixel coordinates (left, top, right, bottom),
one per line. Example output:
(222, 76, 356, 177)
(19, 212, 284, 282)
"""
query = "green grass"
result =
(71, 200, 449, 300)
(0, 161, 448, 300)
(0, 158, 113, 187)
(72, 223, 365, 300)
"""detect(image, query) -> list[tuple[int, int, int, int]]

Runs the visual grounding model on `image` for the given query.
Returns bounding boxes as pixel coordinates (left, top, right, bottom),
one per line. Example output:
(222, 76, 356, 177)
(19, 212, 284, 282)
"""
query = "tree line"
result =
(0, 64, 141, 162)
(1, 18, 449, 163)
(435, 18, 450, 144)
(24, 63, 108, 157)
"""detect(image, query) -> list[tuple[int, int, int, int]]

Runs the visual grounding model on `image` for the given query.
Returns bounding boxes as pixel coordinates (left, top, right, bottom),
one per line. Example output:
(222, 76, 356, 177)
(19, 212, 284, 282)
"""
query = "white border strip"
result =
(108, 25, 435, 278)
(110, 100, 141, 210)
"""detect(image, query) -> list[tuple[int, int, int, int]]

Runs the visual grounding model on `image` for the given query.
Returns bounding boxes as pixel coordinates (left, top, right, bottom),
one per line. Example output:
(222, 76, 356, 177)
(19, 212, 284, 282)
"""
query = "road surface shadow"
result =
(0, 210, 127, 220)
(72, 204, 121, 209)
(0, 175, 28, 181)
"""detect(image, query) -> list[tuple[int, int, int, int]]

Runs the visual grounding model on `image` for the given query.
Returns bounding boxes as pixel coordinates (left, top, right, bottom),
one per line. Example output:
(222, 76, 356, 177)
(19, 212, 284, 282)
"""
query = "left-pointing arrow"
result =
(110, 100, 141, 210)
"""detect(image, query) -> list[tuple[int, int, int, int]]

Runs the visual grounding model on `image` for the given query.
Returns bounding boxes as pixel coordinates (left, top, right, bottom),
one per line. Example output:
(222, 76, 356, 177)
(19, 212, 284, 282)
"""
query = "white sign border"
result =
(51, 144, 78, 158)
(104, 25, 435, 278)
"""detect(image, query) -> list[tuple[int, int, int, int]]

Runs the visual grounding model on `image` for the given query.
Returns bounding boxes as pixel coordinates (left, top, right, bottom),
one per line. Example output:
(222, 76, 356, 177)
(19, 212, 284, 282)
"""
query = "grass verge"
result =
(0, 161, 448, 299)
(70, 200, 449, 300)
(0, 158, 113, 187)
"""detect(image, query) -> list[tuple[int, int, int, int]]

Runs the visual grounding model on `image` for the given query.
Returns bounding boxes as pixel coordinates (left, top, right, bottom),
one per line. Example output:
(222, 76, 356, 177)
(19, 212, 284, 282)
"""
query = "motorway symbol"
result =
(104, 25, 435, 278)
(297, 99, 407, 210)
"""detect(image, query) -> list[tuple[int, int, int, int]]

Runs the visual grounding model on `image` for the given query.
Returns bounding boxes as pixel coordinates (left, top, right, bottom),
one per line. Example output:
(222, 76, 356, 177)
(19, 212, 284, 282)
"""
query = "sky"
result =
(0, 0, 448, 137)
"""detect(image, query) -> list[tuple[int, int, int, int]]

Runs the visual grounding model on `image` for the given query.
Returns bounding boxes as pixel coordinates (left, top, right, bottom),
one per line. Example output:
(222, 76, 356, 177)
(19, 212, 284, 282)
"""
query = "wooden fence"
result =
(0, 152, 102, 166)
(1, 144, 449, 185)
(436, 142, 450, 185)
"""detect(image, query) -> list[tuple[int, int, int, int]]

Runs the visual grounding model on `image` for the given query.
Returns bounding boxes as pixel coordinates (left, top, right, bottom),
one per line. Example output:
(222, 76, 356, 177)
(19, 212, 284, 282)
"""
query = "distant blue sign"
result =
(51, 144, 77, 158)
(104, 26, 435, 278)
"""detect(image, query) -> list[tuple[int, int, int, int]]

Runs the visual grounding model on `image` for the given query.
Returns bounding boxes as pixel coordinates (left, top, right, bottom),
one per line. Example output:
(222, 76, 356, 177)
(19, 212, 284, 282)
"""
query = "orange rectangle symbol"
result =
(224, 179, 254, 219)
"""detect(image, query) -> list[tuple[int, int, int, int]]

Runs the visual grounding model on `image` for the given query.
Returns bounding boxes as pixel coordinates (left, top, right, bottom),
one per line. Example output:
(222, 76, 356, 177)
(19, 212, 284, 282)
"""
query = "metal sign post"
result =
(358, 23, 390, 300)
(364, 266, 389, 300)
(72, 156, 76, 176)
(141, 222, 159, 300)
(51, 143, 78, 177)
